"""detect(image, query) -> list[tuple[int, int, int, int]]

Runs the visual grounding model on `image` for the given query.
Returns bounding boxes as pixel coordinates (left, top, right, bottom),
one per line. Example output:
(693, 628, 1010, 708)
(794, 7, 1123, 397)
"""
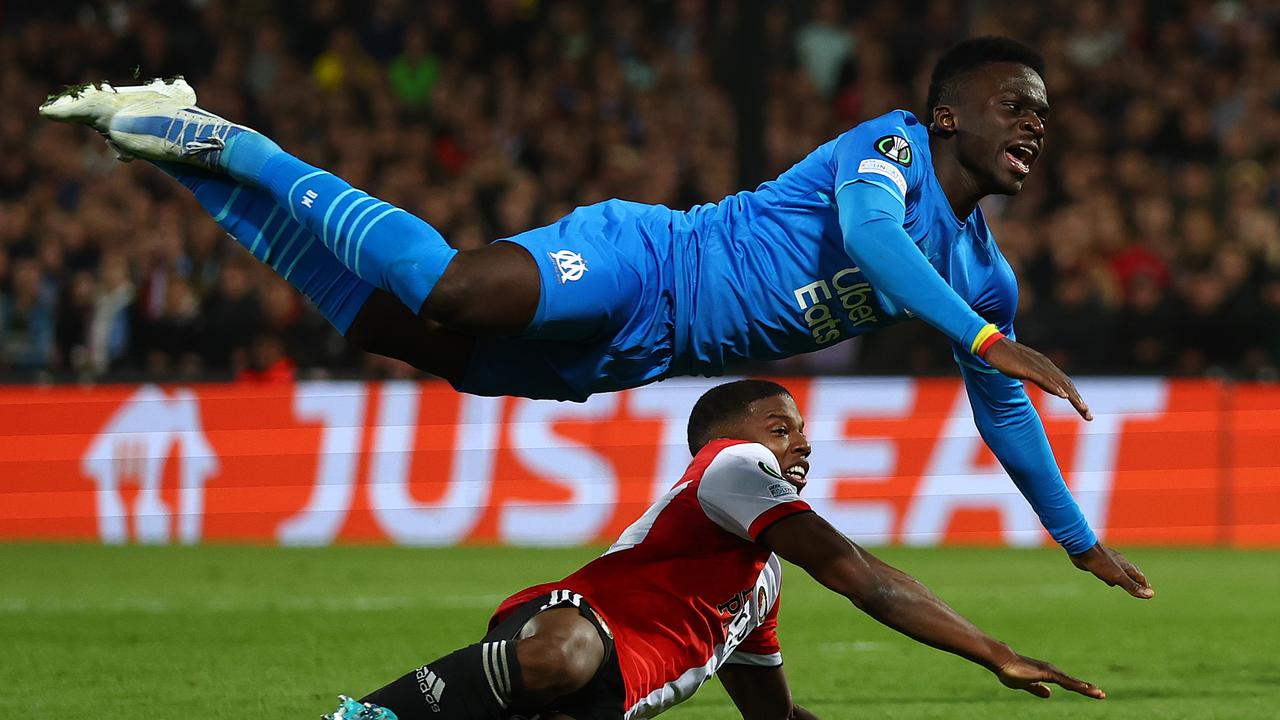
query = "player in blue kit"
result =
(41, 37, 1153, 598)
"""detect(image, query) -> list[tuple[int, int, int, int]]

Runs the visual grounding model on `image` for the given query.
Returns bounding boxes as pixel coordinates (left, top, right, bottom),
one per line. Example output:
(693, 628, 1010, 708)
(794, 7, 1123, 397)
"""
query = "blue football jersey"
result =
(464, 109, 1094, 553)
(668, 110, 1018, 376)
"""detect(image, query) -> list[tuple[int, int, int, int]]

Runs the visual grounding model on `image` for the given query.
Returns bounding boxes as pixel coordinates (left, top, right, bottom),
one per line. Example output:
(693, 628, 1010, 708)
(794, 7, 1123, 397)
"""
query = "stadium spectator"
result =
(88, 252, 135, 375)
(236, 333, 296, 383)
(53, 269, 95, 372)
(387, 26, 441, 108)
(3, 0, 1279, 382)
(0, 256, 56, 372)
(795, 0, 855, 97)
(200, 260, 261, 373)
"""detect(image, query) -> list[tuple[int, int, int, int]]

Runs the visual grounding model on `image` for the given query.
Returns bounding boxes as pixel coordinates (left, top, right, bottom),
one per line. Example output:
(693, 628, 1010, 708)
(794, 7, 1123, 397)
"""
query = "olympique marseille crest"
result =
(549, 249, 589, 283)
(874, 135, 912, 166)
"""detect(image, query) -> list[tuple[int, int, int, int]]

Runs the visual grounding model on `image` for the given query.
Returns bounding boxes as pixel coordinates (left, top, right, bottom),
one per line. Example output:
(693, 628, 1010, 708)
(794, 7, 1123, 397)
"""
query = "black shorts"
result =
(485, 590, 625, 720)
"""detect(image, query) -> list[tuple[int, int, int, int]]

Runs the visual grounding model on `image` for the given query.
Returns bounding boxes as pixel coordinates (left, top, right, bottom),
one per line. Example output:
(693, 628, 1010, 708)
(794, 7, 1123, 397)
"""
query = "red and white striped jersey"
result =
(491, 439, 813, 718)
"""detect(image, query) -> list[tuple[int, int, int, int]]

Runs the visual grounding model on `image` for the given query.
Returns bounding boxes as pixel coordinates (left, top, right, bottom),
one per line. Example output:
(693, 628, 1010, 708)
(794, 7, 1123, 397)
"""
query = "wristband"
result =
(970, 323, 1005, 357)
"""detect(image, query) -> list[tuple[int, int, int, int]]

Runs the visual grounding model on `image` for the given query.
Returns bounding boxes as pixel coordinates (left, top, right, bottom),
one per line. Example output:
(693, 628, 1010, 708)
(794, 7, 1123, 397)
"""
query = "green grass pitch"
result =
(3, 545, 1277, 718)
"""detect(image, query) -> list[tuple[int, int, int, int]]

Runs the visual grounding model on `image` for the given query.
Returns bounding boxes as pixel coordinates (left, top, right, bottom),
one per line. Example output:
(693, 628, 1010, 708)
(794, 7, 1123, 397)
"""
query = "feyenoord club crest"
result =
(874, 135, 912, 166)
(548, 249, 588, 283)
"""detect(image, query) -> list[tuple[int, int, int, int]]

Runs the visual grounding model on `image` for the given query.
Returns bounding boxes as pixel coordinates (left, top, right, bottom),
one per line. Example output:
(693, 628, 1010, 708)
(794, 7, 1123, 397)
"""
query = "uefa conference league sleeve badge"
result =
(874, 135, 912, 166)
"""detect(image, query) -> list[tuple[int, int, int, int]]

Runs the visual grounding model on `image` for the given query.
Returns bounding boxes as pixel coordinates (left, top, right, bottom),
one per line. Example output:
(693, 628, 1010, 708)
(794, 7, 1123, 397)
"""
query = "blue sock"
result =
(154, 162, 376, 334)
(219, 132, 457, 313)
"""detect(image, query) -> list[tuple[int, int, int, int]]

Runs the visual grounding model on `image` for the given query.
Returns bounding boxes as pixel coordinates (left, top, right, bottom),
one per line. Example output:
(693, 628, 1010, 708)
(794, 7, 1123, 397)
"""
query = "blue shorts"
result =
(452, 200, 677, 402)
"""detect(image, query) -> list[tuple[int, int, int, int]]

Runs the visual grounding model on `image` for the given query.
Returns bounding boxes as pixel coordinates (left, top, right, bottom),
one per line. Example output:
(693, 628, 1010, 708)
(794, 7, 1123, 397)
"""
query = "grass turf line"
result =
(2, 545, 1277, 719)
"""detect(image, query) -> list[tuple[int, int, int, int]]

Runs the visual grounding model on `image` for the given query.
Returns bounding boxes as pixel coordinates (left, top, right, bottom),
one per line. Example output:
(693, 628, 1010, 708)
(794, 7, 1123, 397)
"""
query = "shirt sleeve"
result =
(955, 358, 1098, 554)
(830, 117, 992, 350)
(836, 179, 991, 349)
(941, 264, 1094, 553)
(697, 443, 812, 542)
(831, 113, 924, 206)
(724, 592, 783, 667)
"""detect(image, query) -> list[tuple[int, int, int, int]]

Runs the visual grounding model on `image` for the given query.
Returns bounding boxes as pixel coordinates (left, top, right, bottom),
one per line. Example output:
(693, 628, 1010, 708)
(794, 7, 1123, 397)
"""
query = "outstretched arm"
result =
(960, 360, 1155, 598)
(835, 180, 1092, 419)
(762, 511, 1107, 701)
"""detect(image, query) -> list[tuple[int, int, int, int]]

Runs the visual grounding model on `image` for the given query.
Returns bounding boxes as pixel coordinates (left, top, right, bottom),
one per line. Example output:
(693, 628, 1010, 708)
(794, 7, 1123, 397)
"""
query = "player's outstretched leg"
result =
(214, 131, 460, 318)
(149, 161, 478, 382)
(353, 606, 606, 719)
(152, 161, 374, 334)
(39, 79, 377, 334)
(39, 81, 537, 332)
(357, 640, 523, 719)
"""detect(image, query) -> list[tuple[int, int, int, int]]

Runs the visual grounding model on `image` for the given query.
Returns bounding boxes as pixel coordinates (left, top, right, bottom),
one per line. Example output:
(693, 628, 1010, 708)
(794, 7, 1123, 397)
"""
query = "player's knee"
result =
(419, 263, 471, 326)
(515, 628, 603, 697)
(383, 258, 436, 315)
(419, 246, 540, 335)
(345, 291, 406, 351)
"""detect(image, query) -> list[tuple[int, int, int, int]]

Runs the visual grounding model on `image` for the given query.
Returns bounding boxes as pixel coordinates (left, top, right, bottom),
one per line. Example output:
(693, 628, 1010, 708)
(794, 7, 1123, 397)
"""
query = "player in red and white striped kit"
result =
(334, 380, 1105, 720)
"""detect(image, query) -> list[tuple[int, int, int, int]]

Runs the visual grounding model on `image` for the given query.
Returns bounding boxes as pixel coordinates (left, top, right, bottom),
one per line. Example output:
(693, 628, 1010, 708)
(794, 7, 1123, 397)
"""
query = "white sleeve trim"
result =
(835, 176, 907, 206)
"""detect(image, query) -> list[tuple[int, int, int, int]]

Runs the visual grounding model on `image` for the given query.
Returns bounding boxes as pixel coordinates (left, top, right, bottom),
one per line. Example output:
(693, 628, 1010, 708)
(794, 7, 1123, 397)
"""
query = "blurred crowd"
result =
(2, 0, 1279, 383)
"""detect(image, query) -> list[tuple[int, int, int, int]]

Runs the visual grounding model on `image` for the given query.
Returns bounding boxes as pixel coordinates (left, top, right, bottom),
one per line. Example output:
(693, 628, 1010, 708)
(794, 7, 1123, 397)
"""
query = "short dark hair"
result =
(686, 379, 792, 455)
(926, 36, 1045, 118)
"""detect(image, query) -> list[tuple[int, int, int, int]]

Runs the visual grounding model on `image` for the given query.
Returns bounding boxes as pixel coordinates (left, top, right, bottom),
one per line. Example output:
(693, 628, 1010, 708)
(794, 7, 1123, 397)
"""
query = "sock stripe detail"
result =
(344, 200, 388, 268)
(163, 161, 375, 337)
(286, 170, 326, 220)
(352, 207, 404, 277)
(331, 194, 377, 262)
(247, 206, 280, 260)
(211, 185, 243, 223)
(277, 226, 309, 280)
(261, 211, 292, 266)
(321, 187, 362, 253)
(495, 641, 511, 699)
(481, 643, 498, 703)
(493, 640, 510, 701)
(494, 638, 509, 696)
(481, 641, 509, 708)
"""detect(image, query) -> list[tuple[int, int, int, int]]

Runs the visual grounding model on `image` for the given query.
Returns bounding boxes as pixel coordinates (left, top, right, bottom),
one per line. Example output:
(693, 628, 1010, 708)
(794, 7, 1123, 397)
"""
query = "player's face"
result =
(738, 394, 812, 491)
(952, 62, 1049, 195)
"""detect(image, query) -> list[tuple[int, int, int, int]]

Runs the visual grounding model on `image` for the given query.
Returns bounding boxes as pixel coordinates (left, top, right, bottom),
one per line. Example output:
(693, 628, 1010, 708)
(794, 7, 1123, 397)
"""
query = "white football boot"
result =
(39, 76, 196, 130)
(39, 76, 252, 168)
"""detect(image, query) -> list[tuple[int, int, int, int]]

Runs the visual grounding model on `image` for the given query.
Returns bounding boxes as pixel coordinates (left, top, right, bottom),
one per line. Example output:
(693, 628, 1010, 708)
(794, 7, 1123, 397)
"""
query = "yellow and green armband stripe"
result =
(970, 323, 1006, 358)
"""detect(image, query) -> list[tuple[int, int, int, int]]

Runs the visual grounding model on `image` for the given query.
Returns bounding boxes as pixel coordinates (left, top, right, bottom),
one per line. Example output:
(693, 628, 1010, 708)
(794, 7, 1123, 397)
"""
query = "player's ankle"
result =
(221, 131, 283, 185)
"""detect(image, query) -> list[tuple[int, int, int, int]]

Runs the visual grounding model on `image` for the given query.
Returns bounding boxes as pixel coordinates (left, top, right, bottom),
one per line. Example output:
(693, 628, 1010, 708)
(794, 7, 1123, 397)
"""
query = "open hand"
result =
(1070, 542, 1154, 598)
(995, 652, 1105, 700)
(982, 338, 1092, 420)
